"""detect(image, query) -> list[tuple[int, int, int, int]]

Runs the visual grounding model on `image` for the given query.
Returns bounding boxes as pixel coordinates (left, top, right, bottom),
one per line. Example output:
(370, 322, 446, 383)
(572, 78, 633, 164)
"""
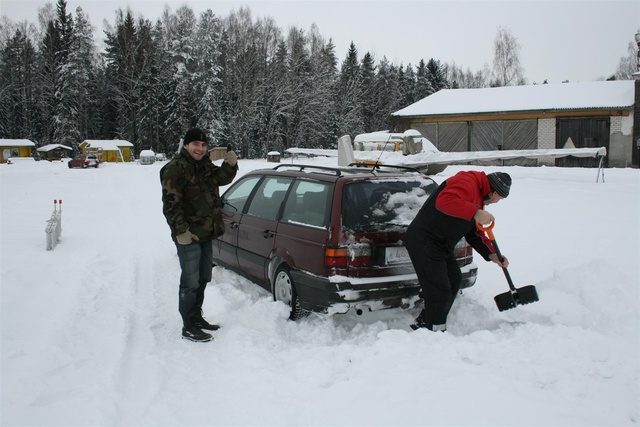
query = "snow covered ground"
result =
(1, 157, 638, 426)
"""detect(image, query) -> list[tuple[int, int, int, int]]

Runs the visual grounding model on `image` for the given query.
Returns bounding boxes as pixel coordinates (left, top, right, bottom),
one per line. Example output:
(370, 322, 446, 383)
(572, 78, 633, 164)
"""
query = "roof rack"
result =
(272, 163, 342, 176)
(347, 162, 425, 174)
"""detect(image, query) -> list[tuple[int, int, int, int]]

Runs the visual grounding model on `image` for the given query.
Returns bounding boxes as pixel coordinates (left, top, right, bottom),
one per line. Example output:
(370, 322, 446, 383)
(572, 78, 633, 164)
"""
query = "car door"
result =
(237, 176, 293, 282)
(276, 179, 333, 275)
(215, 175, 262, 269)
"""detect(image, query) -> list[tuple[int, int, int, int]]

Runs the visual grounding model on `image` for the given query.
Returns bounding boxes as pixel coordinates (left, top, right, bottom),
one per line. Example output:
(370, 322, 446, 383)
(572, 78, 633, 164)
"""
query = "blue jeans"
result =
(176, 241, 213, 328)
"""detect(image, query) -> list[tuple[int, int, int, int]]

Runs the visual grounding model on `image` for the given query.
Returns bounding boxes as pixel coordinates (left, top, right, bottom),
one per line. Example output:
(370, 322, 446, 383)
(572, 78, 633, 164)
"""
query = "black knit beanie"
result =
(487, 172, 512, 198)
(182, 128, 208, 145)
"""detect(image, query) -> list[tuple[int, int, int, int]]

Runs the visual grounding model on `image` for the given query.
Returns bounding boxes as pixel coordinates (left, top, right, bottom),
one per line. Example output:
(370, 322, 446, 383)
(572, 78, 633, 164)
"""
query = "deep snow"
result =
(1, 157, 638, 426)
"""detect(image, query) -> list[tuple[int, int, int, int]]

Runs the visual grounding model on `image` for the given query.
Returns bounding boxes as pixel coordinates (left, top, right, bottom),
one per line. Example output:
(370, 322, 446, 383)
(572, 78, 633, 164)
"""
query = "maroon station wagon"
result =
(214, 164, 478, 319)
(68, 154, 99, 168)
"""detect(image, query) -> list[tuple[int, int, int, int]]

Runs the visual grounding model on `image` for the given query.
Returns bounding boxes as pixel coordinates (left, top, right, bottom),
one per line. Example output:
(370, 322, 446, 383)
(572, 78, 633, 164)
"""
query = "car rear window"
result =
(342, 177, 437, 231)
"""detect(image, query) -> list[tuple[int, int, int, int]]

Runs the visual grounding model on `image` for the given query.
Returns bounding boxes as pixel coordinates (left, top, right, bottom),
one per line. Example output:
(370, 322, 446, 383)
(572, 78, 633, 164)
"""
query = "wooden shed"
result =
(36, 144, 72, 161)
(267, 151, 281, 162)
(208, 147, 226, 161)
(0, 139, 35, 163)
(390, 80, 635, 168)
(80, 140, 133, 162)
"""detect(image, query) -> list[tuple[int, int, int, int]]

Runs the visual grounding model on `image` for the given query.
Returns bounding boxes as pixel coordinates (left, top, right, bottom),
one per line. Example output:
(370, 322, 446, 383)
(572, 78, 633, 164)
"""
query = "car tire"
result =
(273, 265, 308, 320)
(68, 162, 72, 168)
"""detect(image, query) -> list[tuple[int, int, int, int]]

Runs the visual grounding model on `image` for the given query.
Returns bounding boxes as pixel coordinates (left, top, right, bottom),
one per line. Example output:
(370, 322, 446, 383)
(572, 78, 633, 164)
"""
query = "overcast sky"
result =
(1, 0, 639, 84)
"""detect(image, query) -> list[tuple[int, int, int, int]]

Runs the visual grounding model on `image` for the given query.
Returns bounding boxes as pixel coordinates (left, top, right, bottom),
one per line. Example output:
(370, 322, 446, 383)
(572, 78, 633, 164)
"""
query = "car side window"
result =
(246, 177, 293, 220)
(222, 176, 262, 213)
(281, 180, 332, 228)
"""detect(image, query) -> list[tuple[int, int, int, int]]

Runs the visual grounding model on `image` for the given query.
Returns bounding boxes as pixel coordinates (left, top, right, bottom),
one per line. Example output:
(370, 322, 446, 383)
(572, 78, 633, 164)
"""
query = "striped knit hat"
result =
(487, 172, 512, 198)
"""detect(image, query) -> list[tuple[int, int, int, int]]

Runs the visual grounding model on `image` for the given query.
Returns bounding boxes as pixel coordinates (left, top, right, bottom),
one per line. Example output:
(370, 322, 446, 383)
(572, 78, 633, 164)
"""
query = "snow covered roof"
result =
(139, 150, 155, 156)
(392, 80, 635, 117)
(0, 139, 35, 147)
(36, 144, 72, 152)
(82, 140, 134, 150)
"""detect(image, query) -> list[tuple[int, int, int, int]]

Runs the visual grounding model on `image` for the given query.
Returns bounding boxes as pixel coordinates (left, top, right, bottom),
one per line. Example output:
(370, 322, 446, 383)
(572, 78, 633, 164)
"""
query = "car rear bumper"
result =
(290, 263, 478, 315)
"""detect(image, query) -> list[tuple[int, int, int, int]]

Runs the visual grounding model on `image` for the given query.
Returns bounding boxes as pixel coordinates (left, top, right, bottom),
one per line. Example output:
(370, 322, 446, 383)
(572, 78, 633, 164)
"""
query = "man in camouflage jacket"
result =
(161, 128, 238, 342)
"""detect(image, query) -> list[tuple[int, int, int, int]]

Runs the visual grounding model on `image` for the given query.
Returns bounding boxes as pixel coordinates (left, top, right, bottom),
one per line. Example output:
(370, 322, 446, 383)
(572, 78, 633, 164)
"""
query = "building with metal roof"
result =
(390, 80, 636, 168)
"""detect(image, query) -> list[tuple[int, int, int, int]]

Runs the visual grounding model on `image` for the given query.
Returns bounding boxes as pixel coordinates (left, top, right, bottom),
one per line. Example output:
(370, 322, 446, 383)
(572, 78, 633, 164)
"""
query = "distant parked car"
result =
(155, 153, 167, 161)
(68, 154, 99, 168)
(213, 164, 478, 320)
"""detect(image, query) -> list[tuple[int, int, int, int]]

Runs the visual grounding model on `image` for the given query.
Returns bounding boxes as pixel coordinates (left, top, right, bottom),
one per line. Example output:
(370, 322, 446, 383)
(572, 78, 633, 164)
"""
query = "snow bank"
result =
(1, 159, 638, 426)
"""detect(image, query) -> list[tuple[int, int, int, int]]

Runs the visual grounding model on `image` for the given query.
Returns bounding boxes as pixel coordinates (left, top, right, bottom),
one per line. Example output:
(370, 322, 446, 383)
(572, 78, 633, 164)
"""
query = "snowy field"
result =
(1, 157, 638, 426)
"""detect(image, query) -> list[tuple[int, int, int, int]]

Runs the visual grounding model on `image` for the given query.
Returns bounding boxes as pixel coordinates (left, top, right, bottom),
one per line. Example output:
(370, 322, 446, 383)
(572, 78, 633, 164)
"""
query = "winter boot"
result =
(182, 326, 213, 342)
(410, 309, 429, 331)
(191, 315, 220, 331)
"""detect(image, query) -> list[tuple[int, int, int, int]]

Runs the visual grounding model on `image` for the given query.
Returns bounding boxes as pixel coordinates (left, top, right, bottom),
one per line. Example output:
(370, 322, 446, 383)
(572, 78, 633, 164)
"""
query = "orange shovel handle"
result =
(476, 220, 495, 241)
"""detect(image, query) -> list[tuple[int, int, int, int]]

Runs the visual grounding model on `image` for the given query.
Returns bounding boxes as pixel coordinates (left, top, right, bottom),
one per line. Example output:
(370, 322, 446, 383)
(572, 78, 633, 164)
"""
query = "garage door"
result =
(471, 120, 537, 166)
(556, 118, 609, 168)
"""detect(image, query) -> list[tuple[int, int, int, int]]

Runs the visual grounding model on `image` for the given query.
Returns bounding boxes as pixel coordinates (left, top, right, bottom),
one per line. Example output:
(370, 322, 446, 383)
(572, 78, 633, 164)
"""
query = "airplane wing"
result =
(285, 135, 353, 166)
(285, 147, 339, 157)
(288, 134, 607, 174)
(352, 146, 607, 167)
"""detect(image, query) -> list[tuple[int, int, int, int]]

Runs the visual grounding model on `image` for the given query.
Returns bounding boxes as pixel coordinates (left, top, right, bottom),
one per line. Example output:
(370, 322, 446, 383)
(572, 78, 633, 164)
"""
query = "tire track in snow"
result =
(90, 165, 176, 424)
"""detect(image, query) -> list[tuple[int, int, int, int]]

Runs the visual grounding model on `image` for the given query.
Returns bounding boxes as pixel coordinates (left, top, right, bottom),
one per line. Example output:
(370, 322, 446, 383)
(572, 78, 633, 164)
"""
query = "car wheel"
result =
(68, 162, 72, 168)
(273, 265, 308, 320)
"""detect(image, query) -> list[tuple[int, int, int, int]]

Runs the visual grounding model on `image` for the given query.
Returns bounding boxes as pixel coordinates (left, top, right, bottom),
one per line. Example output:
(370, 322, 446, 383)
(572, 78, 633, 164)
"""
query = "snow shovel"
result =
(476, 221, 539, 311)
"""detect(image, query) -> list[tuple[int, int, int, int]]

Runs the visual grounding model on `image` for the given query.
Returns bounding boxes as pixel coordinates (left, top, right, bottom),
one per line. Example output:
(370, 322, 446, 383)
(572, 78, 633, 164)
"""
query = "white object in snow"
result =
(45, 200, 62, 251)
(139, 150, 156, 165)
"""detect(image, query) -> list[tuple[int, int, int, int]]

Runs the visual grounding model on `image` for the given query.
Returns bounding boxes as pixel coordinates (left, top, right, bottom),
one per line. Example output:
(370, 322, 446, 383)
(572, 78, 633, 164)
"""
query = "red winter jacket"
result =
(407, 171, 495, 260)
(436, 171, 491, 220)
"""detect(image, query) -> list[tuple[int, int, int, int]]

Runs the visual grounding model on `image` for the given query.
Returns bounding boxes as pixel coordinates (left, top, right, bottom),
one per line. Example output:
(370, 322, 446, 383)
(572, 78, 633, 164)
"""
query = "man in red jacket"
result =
(406, 171, 512, 332)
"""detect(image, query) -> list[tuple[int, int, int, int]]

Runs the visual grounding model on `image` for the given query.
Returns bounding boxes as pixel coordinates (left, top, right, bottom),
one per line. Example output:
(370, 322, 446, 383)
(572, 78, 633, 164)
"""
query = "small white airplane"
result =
(285, 129, 607, 176)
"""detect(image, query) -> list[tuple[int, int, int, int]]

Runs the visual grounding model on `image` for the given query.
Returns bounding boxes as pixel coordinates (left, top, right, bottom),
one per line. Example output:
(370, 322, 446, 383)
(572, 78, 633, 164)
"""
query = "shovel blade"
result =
(514, 285, 539, 305)
(494, 285, 539, 312)
(494, 291, 517, 311)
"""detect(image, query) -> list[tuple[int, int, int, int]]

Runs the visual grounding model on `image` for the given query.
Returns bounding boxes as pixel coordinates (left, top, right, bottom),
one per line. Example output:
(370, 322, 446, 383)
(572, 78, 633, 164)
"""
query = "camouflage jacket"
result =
(160, 148, 238, 243)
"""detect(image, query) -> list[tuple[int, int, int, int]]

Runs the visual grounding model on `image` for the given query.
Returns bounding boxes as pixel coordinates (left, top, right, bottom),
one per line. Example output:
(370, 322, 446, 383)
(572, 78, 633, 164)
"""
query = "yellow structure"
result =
(0, 139, 35, 163)
(80, 140, 134, 162)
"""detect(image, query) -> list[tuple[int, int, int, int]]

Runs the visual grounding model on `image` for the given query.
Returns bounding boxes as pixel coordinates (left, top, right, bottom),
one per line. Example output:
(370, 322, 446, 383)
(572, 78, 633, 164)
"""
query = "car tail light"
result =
(454, 240, 473, 266)
(325, 246, 372, 268)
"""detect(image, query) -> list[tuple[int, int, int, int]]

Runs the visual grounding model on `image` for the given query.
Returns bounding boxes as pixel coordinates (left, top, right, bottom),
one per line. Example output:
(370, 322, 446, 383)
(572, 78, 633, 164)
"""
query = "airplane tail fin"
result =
(337, 135, 354, 166)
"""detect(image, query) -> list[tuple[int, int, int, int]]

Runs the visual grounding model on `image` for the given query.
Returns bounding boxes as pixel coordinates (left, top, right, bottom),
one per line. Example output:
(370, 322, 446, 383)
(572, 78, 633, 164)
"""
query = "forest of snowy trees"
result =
(1, 0, 636, 159)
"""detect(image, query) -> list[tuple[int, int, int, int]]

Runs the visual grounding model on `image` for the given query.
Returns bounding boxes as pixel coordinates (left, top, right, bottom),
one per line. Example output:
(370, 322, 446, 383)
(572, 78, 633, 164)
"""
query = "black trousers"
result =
(406, 235, 462, 329)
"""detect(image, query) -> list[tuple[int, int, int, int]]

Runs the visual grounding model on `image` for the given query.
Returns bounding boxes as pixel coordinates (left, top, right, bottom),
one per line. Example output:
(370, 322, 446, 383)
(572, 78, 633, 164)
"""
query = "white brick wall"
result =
(610, 116, 622, 134)
(537, 119, 555, 150)
(611, 115, 633, 136)
(537, 119, 555, 165)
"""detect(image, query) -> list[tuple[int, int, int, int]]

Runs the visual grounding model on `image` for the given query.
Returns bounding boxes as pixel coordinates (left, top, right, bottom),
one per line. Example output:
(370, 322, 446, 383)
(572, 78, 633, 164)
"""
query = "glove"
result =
(224, 150, 237, 167)
(176, 230, 199, 245)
